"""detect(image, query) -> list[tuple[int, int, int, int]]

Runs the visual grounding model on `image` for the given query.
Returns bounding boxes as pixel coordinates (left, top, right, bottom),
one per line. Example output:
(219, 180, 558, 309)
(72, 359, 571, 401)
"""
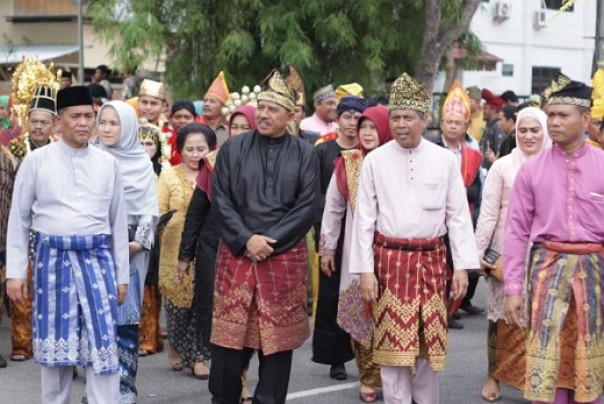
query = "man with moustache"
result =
(6, 86, 58, 363)
(504, 73, 604, 404)
(6, 85, 129, 404)
(350, 73, 478, 403)
(312, 95, 367, 380)
(209, 70, 319, 403)
(201, 71, 230, 146)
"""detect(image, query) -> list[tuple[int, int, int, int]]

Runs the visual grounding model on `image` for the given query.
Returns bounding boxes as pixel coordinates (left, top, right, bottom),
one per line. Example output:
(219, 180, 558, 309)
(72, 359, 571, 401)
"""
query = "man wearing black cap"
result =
(60, 71, 73, 89)
(504, 73, 604, 404)
(312, 95, 367, 380)
(5, 86, 58, 364)
(6, 86, 129, 404)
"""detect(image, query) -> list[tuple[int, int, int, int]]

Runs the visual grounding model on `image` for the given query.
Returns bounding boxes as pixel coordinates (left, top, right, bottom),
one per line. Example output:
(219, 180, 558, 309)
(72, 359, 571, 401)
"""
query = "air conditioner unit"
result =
(493, 1, 511, 22)
(533, 10, 547, 30)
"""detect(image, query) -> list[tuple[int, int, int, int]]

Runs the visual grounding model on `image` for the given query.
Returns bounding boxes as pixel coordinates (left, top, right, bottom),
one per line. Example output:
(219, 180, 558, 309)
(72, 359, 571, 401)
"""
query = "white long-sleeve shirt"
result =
(6, 139, 130, 284)
(349, 138, 479, 273)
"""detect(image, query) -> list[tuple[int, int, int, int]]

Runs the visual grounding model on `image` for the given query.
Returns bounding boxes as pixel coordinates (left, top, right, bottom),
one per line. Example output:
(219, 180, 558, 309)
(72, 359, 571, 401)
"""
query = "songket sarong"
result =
(525, 241, 604, 403)
(487, 319, 526, 390)
(9, 261, 33, 358)
(372, 233, 448, 371)
(211, 240, 310, 355)
(32, 233, 119, 375)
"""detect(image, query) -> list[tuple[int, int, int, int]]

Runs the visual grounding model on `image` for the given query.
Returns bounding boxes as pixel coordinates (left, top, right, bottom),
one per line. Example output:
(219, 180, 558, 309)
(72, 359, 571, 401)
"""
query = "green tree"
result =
(89, 0, 480, 98)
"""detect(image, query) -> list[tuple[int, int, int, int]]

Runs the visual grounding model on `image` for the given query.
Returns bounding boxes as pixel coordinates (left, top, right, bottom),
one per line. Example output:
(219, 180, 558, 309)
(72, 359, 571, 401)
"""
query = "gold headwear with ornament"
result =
(258, 69, 295, 112)
(286, 65, 305, 107)
(542, 72, 592, 108)
(205, 71, 230, 105)
(591, 68, 604, 118)
(137, 119, 171, 170)
(442, 80, 471, 122)
(335, 83, 364, 103)
(10, 58, 60, 128)
(389, 73, 431, 114)
(139, 79, 166, 100)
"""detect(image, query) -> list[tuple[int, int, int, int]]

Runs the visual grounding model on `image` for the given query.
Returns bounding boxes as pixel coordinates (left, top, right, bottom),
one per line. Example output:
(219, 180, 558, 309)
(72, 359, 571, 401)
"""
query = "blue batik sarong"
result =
(32, 233, 119, 375)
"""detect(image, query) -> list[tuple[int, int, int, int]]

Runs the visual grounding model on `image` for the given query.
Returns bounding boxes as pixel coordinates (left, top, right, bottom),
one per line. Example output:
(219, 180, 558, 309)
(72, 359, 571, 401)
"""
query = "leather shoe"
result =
(0, 354, 7, 368)
(330, 363, 347, 380)
(460, 304, 484, 315)
(448, 319, 464, 329)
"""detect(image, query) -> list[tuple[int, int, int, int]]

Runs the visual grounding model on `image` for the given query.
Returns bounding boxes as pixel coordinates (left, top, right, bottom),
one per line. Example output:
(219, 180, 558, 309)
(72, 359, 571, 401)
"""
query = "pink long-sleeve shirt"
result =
(503, 143, 604, 295)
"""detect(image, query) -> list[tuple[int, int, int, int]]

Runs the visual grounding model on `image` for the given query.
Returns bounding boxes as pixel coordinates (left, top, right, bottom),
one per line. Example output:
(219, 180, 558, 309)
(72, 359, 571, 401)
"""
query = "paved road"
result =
(0, 280, 528, 403)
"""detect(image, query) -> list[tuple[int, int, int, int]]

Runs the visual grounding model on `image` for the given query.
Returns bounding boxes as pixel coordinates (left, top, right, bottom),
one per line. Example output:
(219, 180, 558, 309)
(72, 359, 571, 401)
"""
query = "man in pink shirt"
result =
(300, 85, 338, 136)
(504, 73, 604, 404)
(351, 73, 478, 403)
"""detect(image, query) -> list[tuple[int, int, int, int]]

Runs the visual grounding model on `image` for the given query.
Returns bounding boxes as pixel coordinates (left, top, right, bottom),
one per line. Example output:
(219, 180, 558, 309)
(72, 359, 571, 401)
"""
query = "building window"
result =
(543, 0, 575, 11)
(502, 64, 514, 77)
(532, 66, 561, 95)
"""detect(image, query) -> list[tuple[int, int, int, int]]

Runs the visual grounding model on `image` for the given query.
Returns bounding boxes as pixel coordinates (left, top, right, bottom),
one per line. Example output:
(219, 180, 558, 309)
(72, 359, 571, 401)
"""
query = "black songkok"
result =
(336, 95, 368, 116)
(57, 86, 94, 111)
(542, 73, 592, 108)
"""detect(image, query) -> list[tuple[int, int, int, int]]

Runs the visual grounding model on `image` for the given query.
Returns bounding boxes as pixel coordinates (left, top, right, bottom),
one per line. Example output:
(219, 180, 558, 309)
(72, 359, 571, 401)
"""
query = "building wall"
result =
(437, 0, 596, 95)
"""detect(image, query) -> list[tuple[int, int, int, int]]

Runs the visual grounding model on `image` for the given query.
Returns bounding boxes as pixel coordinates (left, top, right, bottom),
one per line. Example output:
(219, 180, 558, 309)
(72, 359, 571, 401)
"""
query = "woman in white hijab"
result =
(97, 100, 159, 404)
(475, 106, 551, 402)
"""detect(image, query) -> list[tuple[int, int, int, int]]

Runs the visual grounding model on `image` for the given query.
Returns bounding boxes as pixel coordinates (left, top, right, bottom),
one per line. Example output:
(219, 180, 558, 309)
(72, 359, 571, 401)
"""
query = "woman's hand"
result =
(177, 260, 190, 280)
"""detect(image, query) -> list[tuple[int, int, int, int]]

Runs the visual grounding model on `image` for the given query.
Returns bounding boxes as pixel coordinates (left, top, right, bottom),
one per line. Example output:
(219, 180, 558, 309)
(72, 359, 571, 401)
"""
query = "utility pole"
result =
(77, 0, 84, 84)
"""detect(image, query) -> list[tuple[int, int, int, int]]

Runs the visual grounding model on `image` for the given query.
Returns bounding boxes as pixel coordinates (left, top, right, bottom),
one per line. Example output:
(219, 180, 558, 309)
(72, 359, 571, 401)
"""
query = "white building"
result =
(436, 0, 597, 96)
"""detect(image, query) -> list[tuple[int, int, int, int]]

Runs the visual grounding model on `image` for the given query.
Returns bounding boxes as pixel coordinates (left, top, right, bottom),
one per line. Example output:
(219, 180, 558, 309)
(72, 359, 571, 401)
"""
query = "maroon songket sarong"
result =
(211, 240, 310, 355)
(372, 233, 448, 371)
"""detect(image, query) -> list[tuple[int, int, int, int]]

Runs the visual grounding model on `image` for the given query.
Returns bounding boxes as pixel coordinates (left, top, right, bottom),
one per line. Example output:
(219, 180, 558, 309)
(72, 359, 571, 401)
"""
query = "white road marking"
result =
(286, 382, 360, 400)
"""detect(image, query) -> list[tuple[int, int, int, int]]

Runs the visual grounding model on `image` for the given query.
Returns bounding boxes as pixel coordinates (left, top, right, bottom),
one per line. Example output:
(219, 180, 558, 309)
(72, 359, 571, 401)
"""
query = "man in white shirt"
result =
(350, 73, 479, 404)
(6, 86, 129, 404)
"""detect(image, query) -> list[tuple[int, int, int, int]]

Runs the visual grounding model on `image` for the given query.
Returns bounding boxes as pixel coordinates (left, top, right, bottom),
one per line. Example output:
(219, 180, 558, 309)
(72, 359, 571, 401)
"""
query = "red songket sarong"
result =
(372, 233, 448, 371)
(211, 240, 310, 355)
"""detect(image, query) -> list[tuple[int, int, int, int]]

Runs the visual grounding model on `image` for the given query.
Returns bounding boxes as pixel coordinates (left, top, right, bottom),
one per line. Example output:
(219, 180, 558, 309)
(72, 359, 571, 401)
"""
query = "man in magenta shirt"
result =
(503, 73, 604, 404)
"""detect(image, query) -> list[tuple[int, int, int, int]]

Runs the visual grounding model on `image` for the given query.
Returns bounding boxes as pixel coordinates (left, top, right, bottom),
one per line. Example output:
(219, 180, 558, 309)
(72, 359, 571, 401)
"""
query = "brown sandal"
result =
(168, 349, 183, 371)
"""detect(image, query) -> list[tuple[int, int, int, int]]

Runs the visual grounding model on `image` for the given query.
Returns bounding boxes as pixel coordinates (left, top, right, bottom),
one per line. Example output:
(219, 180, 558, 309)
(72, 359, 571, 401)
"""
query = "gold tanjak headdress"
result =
(286, 65, 305, 107)
(258, 69, 295, 112)
(139, 79, 166, 100)
(389, 73, 431, 114)
(11, 58, 60, 128)
(335, 83, 364, 103)
(542, 72, 592, 108)
(442, 80, 470, 122)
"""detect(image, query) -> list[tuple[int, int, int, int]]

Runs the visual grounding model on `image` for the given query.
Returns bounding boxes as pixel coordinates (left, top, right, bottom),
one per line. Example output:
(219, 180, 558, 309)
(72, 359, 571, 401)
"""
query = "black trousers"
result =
(461, 271, 480, 306)
(209, 344, 293, 404)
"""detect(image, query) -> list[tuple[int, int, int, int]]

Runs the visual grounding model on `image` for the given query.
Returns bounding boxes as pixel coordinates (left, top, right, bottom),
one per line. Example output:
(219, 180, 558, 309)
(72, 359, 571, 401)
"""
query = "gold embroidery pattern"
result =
(211, 241, 310, 355)
(8, 138, 27, 160)
(204, 150, 218, 170)
(524, 246, 604, 403)
(341, 149, 364, 214)
(372, 243, 448, 371)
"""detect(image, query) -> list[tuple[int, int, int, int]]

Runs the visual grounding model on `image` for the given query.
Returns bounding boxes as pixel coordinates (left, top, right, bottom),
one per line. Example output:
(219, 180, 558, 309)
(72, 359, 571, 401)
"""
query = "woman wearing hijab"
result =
(319, 106, 392, 402)
(474, 107, 551, 402)
(228, 105, 256, 137)
(97, 101, 159, 404)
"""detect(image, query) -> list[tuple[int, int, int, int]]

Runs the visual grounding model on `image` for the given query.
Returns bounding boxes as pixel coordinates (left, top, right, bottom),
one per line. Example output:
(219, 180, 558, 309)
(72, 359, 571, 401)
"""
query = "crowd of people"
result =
(0, 58, 603, 404)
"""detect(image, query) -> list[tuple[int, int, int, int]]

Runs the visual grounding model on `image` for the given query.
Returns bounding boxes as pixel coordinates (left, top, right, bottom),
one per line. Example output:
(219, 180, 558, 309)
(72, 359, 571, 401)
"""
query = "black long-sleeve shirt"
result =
(212, 130, 320, 256)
